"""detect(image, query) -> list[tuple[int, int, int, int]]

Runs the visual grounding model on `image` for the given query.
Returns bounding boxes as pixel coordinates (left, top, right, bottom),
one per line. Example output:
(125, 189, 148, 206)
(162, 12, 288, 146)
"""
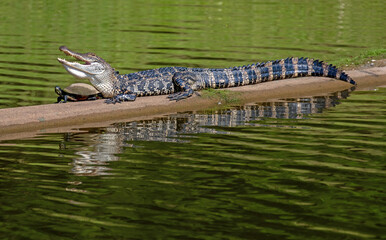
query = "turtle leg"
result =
(88, 96, 97, 101)
(63, 95, 68, 103)
(89, 94, 103, 101)
(105, 93, 137, 104)
(56, 95, 68, 103)
(168, 72, 198, 101)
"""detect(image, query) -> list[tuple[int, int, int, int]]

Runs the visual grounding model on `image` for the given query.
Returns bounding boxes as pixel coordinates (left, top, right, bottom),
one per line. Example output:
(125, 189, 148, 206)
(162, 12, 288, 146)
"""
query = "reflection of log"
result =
(0, 67, 385, 141)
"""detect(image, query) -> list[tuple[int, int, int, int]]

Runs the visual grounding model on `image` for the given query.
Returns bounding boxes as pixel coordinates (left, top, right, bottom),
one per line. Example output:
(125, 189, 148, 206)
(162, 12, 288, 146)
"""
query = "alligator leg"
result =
(105, 93, 137, 104)
(168, 72, 197, 101)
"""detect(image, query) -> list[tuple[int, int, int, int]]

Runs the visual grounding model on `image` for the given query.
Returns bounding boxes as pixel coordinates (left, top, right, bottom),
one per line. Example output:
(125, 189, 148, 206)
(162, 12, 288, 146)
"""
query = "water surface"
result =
(0, 0, 385, 239)
(0, 88, 385, 239)
(0, 0, 384, 108)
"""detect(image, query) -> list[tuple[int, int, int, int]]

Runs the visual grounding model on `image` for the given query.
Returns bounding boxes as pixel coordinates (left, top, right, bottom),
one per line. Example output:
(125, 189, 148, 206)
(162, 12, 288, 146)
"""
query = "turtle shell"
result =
(63, 83, 100, 95)
(55, 83, 103, 103)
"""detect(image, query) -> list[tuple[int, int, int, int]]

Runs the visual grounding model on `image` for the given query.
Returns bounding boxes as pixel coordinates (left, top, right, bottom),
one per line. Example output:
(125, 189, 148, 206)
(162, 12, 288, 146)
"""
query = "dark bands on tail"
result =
(269, 57, 356, 85)
(235, 57, 356, 86)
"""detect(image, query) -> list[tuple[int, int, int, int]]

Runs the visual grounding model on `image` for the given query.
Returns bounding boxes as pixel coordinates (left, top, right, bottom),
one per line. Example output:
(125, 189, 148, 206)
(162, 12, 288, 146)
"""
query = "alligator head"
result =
(57, 46, 116, 97)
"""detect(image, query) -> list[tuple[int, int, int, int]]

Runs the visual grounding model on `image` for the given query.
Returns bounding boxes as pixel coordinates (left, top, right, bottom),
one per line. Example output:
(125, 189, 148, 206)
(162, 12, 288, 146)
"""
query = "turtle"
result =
(55, 83, 103, 103)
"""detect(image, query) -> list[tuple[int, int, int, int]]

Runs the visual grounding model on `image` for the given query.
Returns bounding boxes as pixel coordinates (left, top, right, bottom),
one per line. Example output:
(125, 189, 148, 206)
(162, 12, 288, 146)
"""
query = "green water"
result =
(0, 0, 385, 239)
(0, 0, 385, 108)
(0, 88, 385, 239)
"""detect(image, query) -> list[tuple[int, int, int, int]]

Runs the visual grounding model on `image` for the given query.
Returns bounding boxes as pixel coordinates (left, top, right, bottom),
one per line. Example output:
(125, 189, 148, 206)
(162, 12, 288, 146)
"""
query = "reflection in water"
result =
(0, 88, 384, 239)
(62, 133, 122, 176)
(67, 89, 351, 176)
(0, 0, 384, 237)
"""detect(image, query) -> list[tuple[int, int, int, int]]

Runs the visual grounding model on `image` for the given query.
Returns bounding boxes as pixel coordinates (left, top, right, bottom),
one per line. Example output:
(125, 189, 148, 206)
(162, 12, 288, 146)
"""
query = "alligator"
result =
(57, 46, 356, 103)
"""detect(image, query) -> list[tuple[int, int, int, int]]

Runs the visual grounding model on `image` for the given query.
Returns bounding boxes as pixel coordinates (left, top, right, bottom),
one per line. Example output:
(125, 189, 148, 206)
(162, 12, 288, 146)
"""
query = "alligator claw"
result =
(105, 93, 137, 104)
(168, 89, 194, 101)
(105, 98, 119, 104)
(167, 92, 189, 101)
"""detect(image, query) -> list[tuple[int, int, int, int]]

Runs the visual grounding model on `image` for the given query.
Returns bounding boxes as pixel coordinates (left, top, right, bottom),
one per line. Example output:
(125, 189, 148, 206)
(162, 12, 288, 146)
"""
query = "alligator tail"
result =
(260, 57, 356, 85)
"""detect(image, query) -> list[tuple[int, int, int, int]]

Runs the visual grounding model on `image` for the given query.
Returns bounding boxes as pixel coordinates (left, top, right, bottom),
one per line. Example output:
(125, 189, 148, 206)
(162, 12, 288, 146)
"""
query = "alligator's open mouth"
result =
(57, 45, 91, 67)
(57, 46, 104, 77)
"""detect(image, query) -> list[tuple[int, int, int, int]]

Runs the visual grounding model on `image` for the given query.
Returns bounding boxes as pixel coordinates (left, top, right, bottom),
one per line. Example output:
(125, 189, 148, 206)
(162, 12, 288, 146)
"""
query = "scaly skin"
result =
(57, 46, 356, 103)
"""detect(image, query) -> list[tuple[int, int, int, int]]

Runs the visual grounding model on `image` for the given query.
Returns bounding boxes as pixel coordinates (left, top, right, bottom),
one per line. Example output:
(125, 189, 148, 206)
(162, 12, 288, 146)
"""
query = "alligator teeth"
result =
(57, 57, 90, 65)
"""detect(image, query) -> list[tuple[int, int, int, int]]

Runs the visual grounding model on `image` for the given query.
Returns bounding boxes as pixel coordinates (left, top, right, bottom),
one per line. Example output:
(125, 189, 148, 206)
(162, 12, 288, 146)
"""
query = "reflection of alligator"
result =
(57, 46, 356, 103)
(109, 89, 351, 142)
(63, 89, 351, 176)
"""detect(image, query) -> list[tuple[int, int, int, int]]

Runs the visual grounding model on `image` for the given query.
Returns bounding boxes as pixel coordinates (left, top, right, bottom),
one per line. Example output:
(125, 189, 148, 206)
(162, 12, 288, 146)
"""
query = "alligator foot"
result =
(167, 89, 194, 101)
(169, 72, 198, 101)
(105, 93, 137, 104)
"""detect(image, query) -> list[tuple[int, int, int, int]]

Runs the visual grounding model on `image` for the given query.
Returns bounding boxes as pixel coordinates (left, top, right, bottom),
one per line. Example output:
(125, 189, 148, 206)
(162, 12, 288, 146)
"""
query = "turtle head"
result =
(55, 86, 63, 97)
(57, 46, 116, 97)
